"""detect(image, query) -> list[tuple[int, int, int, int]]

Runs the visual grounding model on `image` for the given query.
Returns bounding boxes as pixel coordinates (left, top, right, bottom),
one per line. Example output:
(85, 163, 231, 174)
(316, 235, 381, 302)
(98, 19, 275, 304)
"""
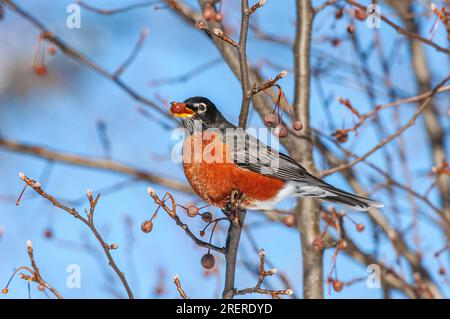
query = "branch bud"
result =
(147, 187, 155, 196)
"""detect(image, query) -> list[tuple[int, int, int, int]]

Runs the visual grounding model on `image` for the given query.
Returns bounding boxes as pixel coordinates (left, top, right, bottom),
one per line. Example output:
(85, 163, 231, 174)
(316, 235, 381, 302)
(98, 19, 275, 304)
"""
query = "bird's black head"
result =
(170, 96, 228, 129)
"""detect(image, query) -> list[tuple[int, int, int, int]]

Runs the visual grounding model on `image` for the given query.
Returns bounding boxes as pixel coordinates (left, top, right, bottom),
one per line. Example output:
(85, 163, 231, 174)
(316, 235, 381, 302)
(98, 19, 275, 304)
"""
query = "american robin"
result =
(170, 96, 383, 211)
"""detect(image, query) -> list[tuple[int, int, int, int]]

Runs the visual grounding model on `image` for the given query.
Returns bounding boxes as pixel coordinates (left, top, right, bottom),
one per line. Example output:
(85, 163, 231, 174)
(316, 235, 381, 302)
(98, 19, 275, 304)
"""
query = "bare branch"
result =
(250, 70, 288, 96)
(77, 0, 158, 15)
(0, 138, 192, 194)
(293, 0, 323, 299)
(320, 75, 449, 177)
(2, 0, 173, 122)
(227, 249, 294, 298)
(173, 274, 189, 299)
(18, 173, 135, 299)
(345, 0, 450, 55)
(146, 189, 225, 254)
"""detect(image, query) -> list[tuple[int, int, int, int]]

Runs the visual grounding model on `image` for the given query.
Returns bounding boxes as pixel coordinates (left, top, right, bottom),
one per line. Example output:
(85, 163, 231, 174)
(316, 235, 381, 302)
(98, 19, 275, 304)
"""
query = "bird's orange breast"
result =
(182, 132, 285, 208)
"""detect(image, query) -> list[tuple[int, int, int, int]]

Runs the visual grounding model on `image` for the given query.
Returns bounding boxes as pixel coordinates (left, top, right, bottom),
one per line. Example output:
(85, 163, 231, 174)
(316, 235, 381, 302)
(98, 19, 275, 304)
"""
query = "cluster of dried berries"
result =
(32, 33, 57, 76)
(202, 1, 223, 22)
(263, 86, 303, 138)
(173, 203, 219, 270)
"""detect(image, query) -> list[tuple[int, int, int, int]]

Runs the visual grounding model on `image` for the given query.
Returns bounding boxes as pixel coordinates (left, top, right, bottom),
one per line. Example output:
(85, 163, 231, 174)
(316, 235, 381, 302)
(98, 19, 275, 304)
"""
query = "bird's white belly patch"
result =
(247, 183, 297, 210)
(247, 182, 334, 210)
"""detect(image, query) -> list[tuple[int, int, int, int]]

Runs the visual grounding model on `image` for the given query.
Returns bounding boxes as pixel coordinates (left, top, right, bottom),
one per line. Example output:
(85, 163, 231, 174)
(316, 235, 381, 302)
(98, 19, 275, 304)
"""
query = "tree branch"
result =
(0, 138, 192, 194)
(18, 173, 135, 299)
(293, 0, 323, 299)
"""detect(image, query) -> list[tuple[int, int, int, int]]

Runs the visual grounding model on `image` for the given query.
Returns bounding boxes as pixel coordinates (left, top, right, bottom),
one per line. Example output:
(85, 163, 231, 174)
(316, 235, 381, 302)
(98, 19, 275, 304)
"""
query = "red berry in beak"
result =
(170, 102, 187, 114)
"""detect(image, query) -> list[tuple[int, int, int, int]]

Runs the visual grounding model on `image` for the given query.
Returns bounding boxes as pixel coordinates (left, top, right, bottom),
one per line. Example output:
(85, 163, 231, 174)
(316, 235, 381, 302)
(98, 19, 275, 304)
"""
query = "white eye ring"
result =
(196, 103, 207, 113)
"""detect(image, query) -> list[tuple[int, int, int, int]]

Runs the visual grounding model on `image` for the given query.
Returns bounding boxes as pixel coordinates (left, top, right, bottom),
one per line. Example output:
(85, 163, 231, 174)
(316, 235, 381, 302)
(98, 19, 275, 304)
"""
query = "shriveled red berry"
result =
(293, 120, 303, 131)
(354, 9, 367, 21)
(347, 24, 355, 34)
(43, 228, 53, 239)
(38, 285, 45, 291)
(264, 113, 277, 127)
(283, 214, 296, 227)
(334, 129, 349, 143)
(33, 65, 47, 76)
(214, 12, 223, 22)
(332, 280, 344, 292)
(199, 230, 206, 237)
(2, 288, 8, 294)
(274, 124, 288, 138)
(356, 223, 365, 232)
(335, 8, 344, 19)
(438, 267, 446, 276)
(186, 205, 199, 217)
(203, 7, 214, 20)
(201, 212, 213, 223)
(141, 220, 153, 233)
(201, 253, 215, 269)
(331, 38, 341, 47)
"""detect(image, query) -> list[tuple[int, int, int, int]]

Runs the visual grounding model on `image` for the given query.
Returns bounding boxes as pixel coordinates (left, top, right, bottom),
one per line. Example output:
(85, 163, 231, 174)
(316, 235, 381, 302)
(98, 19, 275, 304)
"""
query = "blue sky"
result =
(0, 0, 449, 299)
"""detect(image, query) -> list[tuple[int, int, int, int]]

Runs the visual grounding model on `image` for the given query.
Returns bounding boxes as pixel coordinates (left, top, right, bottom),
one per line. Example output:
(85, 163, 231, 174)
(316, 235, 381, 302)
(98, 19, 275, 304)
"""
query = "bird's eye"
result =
(196, 103, 207, 113)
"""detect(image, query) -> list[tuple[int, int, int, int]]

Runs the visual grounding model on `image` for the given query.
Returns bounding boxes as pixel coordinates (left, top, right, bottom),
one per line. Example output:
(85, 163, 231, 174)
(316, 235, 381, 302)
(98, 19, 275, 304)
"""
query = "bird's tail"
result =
(320, 185, 383, 211)
(294, 179, 383, 211)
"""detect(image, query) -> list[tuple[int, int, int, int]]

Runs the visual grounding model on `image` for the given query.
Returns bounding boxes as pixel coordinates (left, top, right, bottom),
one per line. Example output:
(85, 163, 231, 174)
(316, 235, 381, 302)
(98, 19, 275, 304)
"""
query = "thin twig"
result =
(18, 173, 135, 299)
(0, 138, 192, 194)
(173, 274, 189, 299)
(146, 188, 225, 253)
(250, 70, 288, 95)
(2, 0, 173, 123)
(345, 0, 450, 55)
(228, 249, 294, 298)
(321, 75, 449, 177)
(237, 0, 253, 129)
(113, 28, 149, 78)
(77, 0, 159, 15)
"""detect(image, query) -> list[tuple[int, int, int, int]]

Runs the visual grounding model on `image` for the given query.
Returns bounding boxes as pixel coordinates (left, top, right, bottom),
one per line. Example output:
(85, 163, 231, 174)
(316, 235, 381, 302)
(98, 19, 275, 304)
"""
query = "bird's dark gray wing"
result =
(228, 130, 383, 210)
(229, 130, 311, 182)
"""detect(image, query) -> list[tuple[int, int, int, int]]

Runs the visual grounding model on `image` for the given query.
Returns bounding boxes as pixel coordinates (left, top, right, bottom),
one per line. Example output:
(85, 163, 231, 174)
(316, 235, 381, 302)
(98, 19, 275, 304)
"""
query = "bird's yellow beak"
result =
(170, 102, 195, 118)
